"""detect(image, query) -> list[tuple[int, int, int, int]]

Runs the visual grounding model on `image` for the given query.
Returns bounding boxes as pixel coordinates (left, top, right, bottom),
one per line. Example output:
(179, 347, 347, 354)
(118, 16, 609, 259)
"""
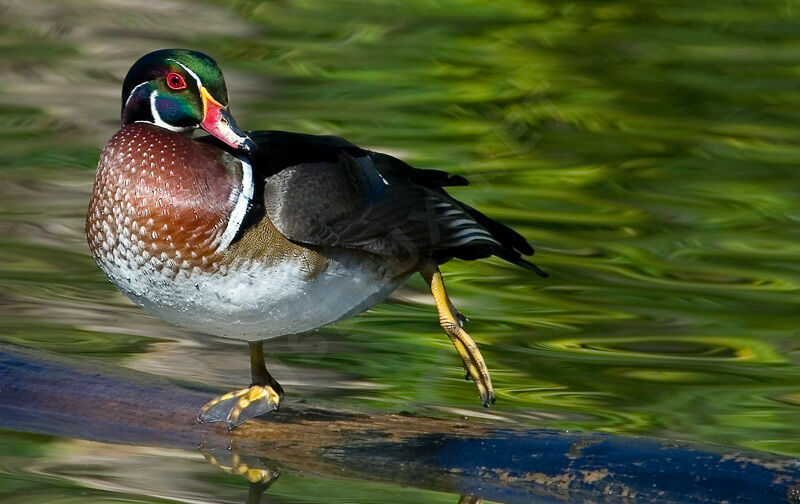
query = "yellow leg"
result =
(421, 261, 495, 407)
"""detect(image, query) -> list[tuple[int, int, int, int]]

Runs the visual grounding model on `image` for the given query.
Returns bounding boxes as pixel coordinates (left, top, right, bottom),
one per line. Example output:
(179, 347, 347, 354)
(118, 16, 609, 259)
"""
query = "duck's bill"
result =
(200, 86, 255, 155)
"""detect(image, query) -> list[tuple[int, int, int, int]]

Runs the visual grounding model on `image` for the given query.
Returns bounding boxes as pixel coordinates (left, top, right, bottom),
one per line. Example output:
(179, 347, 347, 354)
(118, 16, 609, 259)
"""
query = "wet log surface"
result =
(0, 342, 799, 504)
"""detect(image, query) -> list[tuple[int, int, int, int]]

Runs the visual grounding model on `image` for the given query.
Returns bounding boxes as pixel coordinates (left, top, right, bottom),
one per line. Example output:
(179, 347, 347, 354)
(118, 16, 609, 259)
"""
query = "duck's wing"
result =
(204, 130, 544, 275)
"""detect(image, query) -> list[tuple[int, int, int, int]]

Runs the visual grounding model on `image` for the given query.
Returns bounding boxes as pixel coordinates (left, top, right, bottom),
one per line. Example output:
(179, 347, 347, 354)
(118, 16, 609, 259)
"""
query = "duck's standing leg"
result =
(420, 261, 495, 407)
(198, 341, 284, 430)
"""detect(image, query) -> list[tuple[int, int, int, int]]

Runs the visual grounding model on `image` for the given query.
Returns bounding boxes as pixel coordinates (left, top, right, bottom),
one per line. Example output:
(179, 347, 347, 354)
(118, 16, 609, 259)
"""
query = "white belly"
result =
(97, 252, 409, 341)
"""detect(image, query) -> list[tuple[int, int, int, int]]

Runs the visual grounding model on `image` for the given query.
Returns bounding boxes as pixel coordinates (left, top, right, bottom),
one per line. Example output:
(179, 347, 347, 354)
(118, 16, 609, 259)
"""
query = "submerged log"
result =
(0, 342, 798, 504)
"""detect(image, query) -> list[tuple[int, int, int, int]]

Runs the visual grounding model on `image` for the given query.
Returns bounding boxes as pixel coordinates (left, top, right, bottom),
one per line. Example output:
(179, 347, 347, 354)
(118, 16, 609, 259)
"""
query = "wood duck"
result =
(86, 49, 546, 430)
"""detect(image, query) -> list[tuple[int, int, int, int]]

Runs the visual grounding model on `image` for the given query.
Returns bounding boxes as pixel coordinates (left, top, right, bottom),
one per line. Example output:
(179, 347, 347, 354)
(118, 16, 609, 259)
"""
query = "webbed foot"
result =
(198, 384, 282, 430)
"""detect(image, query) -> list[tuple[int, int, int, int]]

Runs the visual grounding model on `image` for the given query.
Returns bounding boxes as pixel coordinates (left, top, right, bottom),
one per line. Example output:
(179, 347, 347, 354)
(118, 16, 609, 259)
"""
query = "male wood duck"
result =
(86, 49, 546, 430)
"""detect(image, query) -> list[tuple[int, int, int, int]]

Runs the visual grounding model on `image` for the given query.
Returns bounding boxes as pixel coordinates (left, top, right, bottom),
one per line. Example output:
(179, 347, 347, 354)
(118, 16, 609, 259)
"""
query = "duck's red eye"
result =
(166, 72, 187, 90)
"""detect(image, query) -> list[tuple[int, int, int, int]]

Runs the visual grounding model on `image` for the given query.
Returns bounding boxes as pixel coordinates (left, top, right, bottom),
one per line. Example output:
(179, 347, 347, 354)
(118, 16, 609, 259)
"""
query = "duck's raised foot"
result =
(198, 385, 281, 430)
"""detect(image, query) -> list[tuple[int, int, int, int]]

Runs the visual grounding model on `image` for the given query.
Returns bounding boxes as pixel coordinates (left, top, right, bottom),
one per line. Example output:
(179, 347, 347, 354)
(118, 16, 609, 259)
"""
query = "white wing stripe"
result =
(446, 218, 480, 228)
(449, 234, 500, 247)
(449, 227, 494, 239)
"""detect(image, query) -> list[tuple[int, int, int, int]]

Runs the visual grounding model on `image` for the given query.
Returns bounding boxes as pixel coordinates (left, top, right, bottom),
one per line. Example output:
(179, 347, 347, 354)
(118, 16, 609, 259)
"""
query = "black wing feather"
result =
(199, 130, 544, 275)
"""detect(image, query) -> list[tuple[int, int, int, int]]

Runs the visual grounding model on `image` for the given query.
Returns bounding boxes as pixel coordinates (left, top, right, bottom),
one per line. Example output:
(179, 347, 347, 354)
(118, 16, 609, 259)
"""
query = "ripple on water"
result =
(538, 335, 787, 364)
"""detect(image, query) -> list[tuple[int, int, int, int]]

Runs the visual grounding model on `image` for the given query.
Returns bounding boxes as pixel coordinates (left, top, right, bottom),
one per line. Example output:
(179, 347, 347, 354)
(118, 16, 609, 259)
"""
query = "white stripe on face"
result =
(124, 81, 148, 110)
(147, 90, 192, 132)
(168, 59, 204, 91)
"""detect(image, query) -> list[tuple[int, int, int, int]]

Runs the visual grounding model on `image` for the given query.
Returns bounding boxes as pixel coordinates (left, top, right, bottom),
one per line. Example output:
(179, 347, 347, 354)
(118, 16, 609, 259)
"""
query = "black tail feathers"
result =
(493, 248, 548, 277)
(459, 204, 547, 277)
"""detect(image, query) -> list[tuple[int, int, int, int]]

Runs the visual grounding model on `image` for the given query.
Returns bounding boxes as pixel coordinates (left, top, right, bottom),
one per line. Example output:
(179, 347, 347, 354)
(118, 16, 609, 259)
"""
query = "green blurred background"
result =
(1, 0, 800, 502)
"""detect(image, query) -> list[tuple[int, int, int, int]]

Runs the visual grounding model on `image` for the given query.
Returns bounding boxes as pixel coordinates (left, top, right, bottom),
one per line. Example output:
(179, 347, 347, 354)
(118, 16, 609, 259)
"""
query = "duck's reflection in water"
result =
(199, 442, 482, 504)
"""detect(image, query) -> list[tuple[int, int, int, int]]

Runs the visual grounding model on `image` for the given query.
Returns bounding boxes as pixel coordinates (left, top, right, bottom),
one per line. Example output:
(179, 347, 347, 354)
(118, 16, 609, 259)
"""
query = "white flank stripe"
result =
(217, 155, 254, 252)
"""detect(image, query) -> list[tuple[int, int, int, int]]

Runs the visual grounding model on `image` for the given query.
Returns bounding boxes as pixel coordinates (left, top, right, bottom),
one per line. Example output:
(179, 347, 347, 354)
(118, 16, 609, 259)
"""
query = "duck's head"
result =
(121, 48, 255, 154)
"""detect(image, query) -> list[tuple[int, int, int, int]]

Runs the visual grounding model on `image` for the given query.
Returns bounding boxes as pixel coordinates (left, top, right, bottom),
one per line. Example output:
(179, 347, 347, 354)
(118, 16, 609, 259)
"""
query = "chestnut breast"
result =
(86, 122, 240, 277)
